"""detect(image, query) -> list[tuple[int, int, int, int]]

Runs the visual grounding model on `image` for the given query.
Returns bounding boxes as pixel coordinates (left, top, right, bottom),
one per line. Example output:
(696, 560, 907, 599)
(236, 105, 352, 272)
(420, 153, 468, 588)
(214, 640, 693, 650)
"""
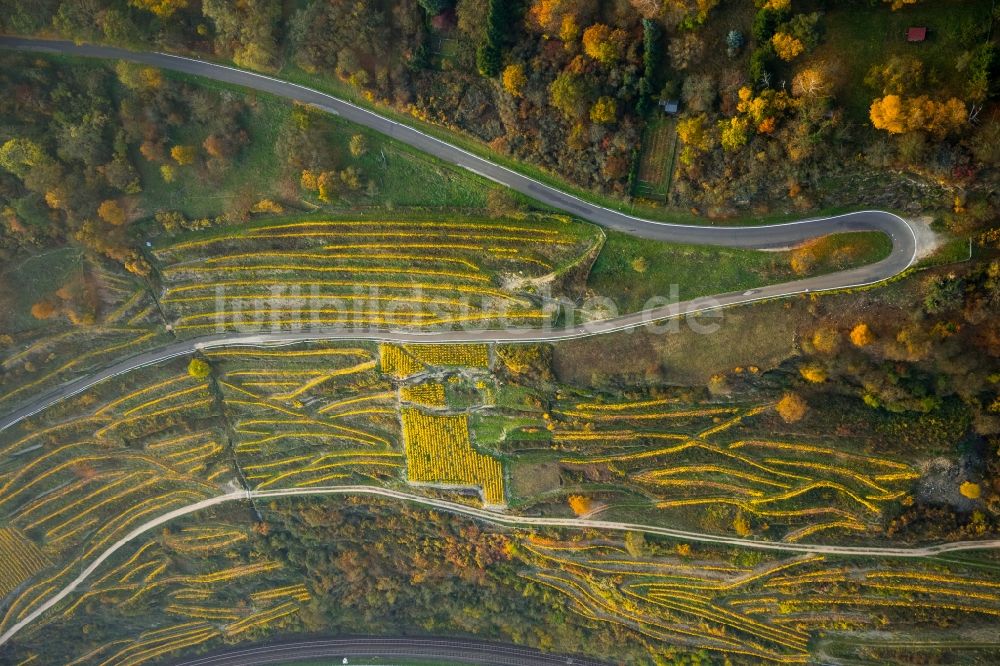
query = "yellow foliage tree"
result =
(799, 363, 827, 383)
(160, 164, 176, 183)
(529, 0, 575, 34)
(582, 24, 627, 65)
(502, 63, 527, 97)
(568, 495, 593, 516)
(128, 0, 189, 18)
(885, 0, 920, 9)
(960, 481, 981, 500)
(187, 358, 211, 379)
(250, 199, 284, 214)
(776, 392, 808, 423)
(850, 323, 875, 347)
(115, 61, 164, 90)
(98, 200, 126, 226)
(812, 327, 841, 354)
(792, 66, 831, 98)
(170, 145, 197, 166)
(719, 116, 750, 151)
(677, 114, 712, 165)
(559, 14, 580, 42)
(772, 33, 805, 61)
(589, 96, 618, 124)
(733, 513, 752, 537)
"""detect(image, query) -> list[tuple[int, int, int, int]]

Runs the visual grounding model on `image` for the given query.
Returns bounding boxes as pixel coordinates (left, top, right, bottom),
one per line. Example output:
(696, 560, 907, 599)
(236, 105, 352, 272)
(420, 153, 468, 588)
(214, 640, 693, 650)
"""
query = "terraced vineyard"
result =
(212, 344, 402, 491)
(0, 363, 233, 638)
(520, 533, 1000, 664)
(0, 529, 49, 598)
(8, 513, 313, 666)
(153, 215, 599, 335)
(0, 339, 991, 666)
(550, 397, 917, 541)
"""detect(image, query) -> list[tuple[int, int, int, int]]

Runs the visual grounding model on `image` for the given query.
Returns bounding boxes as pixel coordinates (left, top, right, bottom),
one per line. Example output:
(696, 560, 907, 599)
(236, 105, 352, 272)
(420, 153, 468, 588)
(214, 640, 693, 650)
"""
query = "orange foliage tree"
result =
(568, 495, 593, 516)
(128, 0, 189, 18)
(30, 300, 57, 320)
(170, 145, 198, 166)
(870, 95, 967, 137)
(98, 200, 126, 226)
(850, 323, 876, 347)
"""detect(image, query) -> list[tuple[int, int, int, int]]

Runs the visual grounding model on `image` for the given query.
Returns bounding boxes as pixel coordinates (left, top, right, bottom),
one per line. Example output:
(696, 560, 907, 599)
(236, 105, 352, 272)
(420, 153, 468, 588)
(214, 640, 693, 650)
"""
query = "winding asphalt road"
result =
(0, 37, 944, 660)
(0, 36, 922, 435)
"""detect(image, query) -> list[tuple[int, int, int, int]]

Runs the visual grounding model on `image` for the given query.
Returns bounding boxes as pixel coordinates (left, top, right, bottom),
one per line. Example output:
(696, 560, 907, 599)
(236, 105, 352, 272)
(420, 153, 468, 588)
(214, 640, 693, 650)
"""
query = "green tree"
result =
(417, 0, 454, 14)
(202, 0, 280, 71)
(549, 70, 589, 120)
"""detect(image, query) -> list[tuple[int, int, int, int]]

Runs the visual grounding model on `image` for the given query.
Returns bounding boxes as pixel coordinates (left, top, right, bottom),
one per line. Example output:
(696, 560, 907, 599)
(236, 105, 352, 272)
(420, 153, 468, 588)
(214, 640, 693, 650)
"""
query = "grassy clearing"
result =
(0, 246, 83, 333)
(133, 94, 287, 219)
(812, 0, 995, 122)
(134, 81, 491, 218)
(553, 299, 799, 387)
(587, 230, 892, 315)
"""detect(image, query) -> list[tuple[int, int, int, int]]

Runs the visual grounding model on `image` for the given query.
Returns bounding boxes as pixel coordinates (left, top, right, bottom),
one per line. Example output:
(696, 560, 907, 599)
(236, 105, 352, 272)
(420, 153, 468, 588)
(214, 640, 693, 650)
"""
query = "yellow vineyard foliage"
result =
(380, 344, 425, 378)
(400, 382, 447, 407)
(0, 528, 49, 597)
(404, 344, 490, 367)
(401, 408, 504, 506)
